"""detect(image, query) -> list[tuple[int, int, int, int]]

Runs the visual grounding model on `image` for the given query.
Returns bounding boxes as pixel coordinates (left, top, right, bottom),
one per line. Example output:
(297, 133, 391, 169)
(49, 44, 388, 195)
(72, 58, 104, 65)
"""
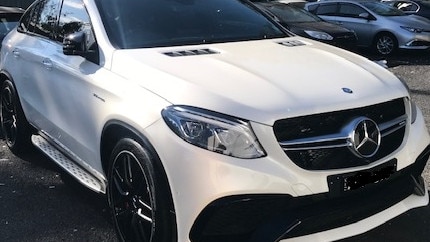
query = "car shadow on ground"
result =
(1, 140, 113, 224)
(357, 49, 430, 67)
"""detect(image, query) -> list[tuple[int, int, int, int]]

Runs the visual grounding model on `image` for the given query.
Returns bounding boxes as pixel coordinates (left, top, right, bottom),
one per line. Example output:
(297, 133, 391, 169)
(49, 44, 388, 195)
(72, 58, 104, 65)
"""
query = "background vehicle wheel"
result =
(0, 79, 32, 154)
(374, 33, 397, 56)
(107, 138, 176, 242)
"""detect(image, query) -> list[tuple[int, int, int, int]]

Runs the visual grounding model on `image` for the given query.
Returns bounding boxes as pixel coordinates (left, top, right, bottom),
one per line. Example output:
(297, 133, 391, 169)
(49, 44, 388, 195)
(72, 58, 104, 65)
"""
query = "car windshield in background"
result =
(423, 1, 430, 8)
(362, 2, 406, 16)
(265, 5, 322, 23)
(95, 0, 288, 49)
(0, 13, 22, 38)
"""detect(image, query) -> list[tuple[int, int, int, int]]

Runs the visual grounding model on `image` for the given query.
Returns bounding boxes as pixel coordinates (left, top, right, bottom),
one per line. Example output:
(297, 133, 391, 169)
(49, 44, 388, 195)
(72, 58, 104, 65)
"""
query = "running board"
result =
(31, 135, 105, 193)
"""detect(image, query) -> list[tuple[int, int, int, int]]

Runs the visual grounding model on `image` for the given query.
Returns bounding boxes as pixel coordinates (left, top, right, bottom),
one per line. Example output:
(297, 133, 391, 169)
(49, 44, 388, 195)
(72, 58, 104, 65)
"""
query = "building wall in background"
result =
(0, 0, 35, 9)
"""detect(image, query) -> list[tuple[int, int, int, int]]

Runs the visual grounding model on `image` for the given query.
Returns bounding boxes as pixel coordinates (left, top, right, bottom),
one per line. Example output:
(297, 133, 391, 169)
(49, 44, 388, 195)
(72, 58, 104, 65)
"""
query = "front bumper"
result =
(144, 102, 430, 242)
(190, 145, 430, 242)
(399, 31, 430, 50)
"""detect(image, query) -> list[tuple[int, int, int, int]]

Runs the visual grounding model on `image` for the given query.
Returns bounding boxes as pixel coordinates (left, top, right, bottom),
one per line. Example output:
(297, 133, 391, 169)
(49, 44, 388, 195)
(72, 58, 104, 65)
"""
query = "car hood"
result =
(288, 21, 354, 34)
(387, 14, 430, 27)
(110, 37, 407, 125)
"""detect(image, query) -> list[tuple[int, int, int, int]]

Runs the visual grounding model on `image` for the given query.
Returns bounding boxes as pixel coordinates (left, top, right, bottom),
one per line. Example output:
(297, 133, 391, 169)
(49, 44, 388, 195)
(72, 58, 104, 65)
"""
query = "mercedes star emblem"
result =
(348, 117, 381, 158)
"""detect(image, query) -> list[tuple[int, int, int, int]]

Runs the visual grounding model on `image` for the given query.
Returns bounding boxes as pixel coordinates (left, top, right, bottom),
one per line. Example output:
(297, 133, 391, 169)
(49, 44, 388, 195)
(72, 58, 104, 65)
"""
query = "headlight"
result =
(304, 30, 333, 40)
(398, 77, 417, 124)
(162, 106, 266, 159)
(400, 26, 423, 33)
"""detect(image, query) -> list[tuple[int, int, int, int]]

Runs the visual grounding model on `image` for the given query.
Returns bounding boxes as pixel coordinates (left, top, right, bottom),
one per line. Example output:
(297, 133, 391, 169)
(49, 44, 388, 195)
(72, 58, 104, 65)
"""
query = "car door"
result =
(10, 0, 62, 128)
(12, 0, 103, 170)
(36, 0, 105, 170)
(334, 3, 378, 47)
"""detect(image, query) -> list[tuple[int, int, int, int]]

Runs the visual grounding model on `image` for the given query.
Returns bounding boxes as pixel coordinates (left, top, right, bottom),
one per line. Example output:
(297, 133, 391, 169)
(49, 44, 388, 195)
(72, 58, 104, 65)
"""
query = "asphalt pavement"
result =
(0, 49, 429, 241)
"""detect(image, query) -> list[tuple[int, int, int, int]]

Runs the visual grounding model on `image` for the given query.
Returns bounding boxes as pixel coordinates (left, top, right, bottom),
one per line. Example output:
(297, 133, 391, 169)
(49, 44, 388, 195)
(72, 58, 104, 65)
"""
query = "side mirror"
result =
(63, 32, 87, 56)
(358, 12, 370, 19)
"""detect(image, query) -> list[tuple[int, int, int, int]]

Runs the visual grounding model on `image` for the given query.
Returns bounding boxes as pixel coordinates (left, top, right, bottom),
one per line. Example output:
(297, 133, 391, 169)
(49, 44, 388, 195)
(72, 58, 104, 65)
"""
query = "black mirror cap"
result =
(63, 32, 86, 56)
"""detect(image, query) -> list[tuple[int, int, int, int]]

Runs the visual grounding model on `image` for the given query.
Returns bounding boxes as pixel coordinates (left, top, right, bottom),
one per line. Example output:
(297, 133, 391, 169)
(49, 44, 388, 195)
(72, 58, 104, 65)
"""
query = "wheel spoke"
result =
(1, 90, 12, 109)
(131, 213, 151, 242)
(122, 154, 134, 187)
(2, 115, 17, 143)
(110, 147, 157, 242)
(113, 167, 129, 196)
(115, 207, 134, 238)
(136, 199, 153, 222)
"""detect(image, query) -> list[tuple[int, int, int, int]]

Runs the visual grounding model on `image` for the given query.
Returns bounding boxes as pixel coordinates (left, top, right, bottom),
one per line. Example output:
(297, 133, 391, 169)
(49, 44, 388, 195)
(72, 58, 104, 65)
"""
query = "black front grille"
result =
(273, 98, 407, 170)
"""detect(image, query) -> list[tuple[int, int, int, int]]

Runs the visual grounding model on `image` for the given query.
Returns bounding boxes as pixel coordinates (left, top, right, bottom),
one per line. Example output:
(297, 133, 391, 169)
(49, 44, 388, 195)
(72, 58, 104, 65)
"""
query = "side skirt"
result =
(31, 134, 105, 193)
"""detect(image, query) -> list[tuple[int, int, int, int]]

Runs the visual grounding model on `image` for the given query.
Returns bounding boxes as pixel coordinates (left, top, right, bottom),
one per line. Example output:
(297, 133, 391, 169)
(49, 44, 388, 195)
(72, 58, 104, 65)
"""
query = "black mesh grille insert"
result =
(273, 98, 407, 170)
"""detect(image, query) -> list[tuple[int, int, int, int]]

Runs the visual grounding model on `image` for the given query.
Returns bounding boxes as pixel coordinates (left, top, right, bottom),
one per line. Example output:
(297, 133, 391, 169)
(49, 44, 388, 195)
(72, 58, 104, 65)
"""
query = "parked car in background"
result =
(255, 1, 358, 49)
(0, 6, 24, 42)
(1, 0, 430, 241)
(382, 0, 430, 20)
(306, 0, 430, 55)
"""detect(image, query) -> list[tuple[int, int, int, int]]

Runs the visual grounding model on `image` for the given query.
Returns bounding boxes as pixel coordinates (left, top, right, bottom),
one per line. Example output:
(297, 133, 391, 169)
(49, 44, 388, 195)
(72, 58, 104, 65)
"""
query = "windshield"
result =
(261, 4, 321, 23)
(95, 0, 288, 49)
(0, 14, 22, 36)
(362, 2, 406, 16)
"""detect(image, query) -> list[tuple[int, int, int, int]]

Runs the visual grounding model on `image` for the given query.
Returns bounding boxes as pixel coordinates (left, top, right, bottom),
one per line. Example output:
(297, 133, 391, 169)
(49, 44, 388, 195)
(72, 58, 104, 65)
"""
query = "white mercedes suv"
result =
(1, 0, 429, 241)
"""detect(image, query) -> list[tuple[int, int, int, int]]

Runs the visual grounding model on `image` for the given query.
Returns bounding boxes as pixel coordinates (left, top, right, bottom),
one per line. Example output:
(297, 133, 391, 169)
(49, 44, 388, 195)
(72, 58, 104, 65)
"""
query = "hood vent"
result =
(163, 48, 219, 57)
(278, 40, 306, 47)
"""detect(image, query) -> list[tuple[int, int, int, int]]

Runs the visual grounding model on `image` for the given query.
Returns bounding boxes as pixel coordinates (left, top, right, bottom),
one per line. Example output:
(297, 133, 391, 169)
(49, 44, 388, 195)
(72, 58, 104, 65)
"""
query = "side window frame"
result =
(17, 0, 39, 33)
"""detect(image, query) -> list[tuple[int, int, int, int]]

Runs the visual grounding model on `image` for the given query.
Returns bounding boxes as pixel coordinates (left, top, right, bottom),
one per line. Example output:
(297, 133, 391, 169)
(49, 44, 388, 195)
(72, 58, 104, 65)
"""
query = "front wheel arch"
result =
(0, 74, 33, 154)
(101, 122, 177, 241)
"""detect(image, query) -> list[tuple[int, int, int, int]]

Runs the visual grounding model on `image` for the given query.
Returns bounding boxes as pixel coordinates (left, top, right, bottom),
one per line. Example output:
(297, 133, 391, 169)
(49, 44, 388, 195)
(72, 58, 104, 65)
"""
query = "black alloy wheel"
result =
(108, 138, 176, 242)
(0, 79, 32, 153)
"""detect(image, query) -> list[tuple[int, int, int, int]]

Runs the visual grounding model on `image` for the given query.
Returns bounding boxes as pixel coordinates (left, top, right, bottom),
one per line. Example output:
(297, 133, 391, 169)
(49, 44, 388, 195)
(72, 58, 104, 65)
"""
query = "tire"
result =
(107, 138, 176, 242)
(374, 33, 397, 56)
(0, 79, 32, 153)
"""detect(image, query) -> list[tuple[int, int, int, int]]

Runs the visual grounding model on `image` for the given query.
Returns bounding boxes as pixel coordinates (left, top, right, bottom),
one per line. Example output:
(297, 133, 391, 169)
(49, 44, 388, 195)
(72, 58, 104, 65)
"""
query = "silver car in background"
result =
(306, 0, 430, 55)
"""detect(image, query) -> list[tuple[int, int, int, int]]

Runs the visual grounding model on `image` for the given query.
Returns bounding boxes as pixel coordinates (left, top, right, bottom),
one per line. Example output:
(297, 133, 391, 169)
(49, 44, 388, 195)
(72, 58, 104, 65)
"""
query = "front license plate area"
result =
(328, 159, 397, 194)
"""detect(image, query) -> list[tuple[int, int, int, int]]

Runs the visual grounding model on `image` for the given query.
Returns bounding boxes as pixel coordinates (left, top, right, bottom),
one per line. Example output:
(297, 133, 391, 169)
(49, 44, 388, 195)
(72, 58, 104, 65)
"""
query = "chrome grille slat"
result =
(274, 98, 407, 170)
(280, 114, 407, 151)
(379, 115, 407, 137)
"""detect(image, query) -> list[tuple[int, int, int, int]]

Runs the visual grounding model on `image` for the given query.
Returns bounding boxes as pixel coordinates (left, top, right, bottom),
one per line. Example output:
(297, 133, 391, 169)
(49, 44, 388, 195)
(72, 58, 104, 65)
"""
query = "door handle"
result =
(42, 58, 53, 70)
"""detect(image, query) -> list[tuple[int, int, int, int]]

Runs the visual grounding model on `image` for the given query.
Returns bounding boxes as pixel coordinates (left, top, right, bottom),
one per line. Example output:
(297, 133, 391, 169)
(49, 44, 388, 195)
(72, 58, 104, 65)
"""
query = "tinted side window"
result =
(29, 0, 61, 38)
(339, 3, 367, 18)
(314, 3, 338, 16)
(57, 0, 94, 43)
